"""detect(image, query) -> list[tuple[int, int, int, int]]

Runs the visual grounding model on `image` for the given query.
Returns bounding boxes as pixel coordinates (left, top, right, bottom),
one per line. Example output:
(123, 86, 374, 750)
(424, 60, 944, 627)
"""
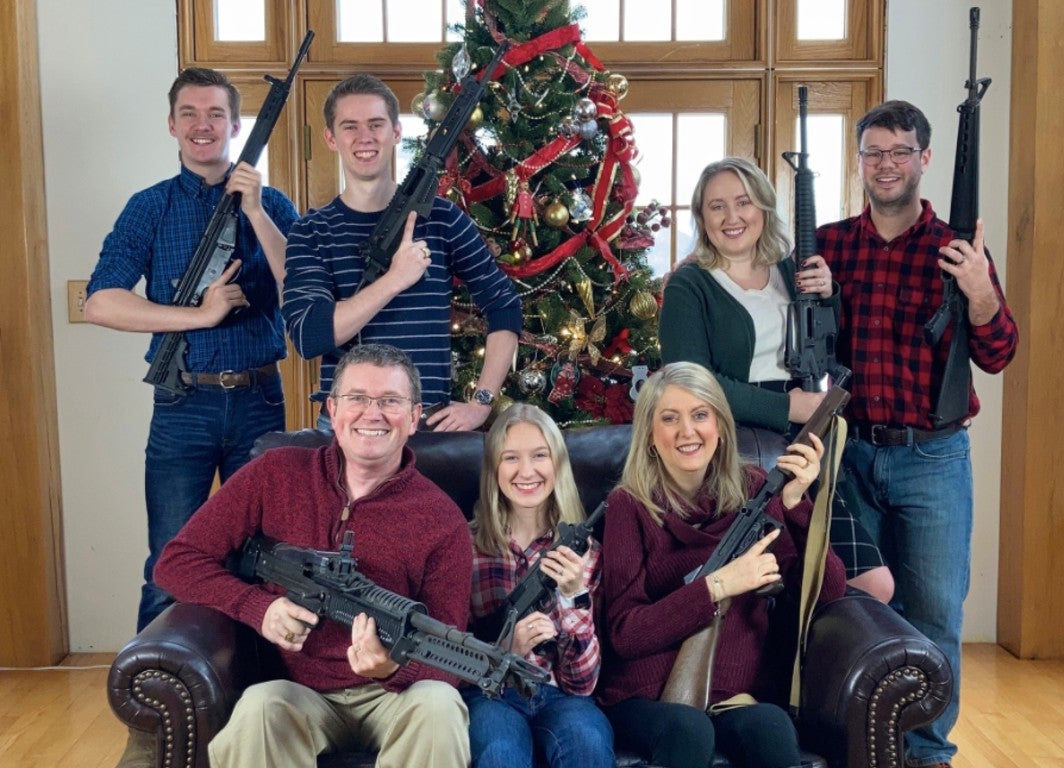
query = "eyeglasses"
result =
(332, 393, 413, 414)
(858, 146, 924, 165)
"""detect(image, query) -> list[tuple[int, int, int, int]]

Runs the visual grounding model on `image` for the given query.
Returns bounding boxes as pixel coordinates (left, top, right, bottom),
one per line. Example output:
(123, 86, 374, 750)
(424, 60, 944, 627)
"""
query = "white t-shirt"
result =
(709, 266, 791, 383)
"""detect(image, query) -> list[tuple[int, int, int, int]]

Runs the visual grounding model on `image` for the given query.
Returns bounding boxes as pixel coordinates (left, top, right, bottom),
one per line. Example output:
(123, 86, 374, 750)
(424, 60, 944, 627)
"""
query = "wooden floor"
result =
(0, 645, 1061, 767)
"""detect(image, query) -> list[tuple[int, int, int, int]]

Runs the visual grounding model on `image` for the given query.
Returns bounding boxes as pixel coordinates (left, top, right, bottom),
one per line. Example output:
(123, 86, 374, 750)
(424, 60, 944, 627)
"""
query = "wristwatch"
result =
(471, 388, 495, 406)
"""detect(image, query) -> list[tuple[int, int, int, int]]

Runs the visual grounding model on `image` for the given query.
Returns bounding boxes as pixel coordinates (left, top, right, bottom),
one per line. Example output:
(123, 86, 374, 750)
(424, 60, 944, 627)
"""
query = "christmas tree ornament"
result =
(493, 393, 515, 414)
(452, 41, 472, 80)
(557, 116, 576, 137)
(629, 365, 650, 401)
(629, 289, 659, 320)
(568, 189, 593, 223)
(547, 359, 580, 404)
(573, 97, 597, 121)
(411, 92, 426, 119)
(466, 104, 484, 132)
(543, 199, 570, 229)
(518, 367, 547, 395)
(575, 276, 595, 317)
(423, 91, 447, 121)
(607, 73, 629, 99)
(577, 119, 599, 140)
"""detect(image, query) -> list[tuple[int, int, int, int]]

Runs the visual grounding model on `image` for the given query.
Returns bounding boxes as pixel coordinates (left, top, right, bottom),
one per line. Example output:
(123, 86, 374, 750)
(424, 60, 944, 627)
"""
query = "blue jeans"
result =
(843, 429, 972, 767)
(139, 376, 285, 631)
(462, 685, 614, 768)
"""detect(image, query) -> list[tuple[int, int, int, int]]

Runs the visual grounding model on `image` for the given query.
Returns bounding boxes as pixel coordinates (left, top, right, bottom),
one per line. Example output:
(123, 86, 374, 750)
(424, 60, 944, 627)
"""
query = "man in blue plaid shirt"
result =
(85, 67, 298, 638)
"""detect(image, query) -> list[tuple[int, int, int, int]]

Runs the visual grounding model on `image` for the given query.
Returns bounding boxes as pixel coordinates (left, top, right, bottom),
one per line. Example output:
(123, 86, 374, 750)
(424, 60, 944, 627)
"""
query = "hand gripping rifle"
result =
(681, 386, 851, 595)
(143, 31, 314, 394)
(356, 43, 509, 287)
(238, 531, 548, 698)
(924, 7, 990, 427)
(782, 85, 851, 392)
(472, 501, 607, 655)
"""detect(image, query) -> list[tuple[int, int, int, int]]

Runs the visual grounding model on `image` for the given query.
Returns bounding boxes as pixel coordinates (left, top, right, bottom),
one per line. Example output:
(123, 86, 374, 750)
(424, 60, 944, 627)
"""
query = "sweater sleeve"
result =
(552, 546, 602, 696)
(444, 202, 522, 334)
(282, 211, 342, 360)
(601, 490, 719, 660)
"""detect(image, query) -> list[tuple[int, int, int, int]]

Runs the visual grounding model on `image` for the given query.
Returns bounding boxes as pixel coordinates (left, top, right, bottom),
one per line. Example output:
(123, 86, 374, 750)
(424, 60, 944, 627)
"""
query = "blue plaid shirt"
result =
(88, 164, 299, 372)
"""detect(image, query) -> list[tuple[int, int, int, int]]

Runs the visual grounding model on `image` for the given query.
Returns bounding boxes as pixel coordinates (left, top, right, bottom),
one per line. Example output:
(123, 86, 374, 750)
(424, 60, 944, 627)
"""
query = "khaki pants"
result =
(208, 679, 470, 768)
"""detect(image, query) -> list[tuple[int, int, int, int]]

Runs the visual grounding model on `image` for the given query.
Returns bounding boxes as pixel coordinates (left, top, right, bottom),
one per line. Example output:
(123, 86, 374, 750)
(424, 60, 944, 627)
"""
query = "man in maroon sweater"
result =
(154, 343, 472, 768)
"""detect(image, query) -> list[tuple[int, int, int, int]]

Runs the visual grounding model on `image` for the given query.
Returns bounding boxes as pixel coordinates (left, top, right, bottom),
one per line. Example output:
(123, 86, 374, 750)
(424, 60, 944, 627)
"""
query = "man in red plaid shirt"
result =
(816, 100, 1018, 768)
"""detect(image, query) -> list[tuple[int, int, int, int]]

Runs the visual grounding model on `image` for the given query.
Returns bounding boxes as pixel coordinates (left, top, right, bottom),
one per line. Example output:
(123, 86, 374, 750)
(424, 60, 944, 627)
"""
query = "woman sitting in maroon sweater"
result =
(597, 362, 846, 768)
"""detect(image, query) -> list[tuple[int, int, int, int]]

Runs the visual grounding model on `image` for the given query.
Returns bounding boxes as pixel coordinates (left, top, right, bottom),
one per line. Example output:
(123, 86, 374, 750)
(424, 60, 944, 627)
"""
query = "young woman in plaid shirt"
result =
(463, 404, 614, 768)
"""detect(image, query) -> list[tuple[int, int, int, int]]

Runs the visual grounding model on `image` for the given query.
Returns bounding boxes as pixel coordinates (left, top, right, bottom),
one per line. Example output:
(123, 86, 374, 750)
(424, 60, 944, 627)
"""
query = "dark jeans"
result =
(138, 376, 284, 631)
(604, 697, 801, 768)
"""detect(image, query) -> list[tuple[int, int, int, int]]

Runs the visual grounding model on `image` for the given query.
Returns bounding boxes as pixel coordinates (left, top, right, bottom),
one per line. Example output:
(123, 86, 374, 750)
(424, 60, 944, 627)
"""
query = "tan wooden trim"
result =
(0, 0, 68, 666)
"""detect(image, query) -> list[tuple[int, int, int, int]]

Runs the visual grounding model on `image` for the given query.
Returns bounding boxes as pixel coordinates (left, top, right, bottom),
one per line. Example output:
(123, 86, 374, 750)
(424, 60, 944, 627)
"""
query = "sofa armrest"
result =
(798, 592, 953, 768)
(107, 603, 272, 768)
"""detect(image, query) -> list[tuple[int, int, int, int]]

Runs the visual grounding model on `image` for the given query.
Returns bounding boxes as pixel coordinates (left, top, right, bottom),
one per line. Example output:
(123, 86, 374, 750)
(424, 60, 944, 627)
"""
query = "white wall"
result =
(37, 0, 1013, 651)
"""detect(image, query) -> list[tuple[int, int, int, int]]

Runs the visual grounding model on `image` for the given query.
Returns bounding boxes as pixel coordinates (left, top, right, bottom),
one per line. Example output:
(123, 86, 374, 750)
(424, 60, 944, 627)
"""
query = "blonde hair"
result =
(688, 157, 791, 271)
(619, 362, 749, 525)
(472, 404, 586, 555)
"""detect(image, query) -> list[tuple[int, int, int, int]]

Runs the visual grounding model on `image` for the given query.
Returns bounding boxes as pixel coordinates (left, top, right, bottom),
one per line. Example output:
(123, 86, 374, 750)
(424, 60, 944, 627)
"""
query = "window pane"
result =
(797, 0, 846, 40)
(806, 114, 844, 225)
(629, 114, 672, 206)
(623, 1, 671, 42)
(579, 0, 621, 41)
(386, 0, 442, 42)
(676, 114, 726, 211)
(338, 0, 383, 42)
(676, 0, 725, 42)
(396, 114, 430, 183)
(643, 227, 674, 277)
(673, 208, 699, 268)
(446, 0, 465, 41)
(230, 118, 270, 184)
(215, 0, 265, 41)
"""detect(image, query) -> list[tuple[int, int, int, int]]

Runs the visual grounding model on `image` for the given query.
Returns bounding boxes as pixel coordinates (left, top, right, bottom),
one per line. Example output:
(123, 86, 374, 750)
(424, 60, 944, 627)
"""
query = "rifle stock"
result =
(238, 531, 548, 698)
(144, 31, 314, 394)
(359, 43, 509, 286)
(782, 85, 850, 392)
(924, 7, 990, 426)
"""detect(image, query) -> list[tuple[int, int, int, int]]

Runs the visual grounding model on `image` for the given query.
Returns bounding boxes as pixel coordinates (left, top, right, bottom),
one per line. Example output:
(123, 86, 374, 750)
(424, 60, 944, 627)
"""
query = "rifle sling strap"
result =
(789, 414, 846, 715)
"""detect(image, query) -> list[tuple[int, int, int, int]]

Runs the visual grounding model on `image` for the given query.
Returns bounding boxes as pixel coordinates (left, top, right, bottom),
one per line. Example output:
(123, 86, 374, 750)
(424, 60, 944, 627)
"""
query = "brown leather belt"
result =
(852, 421, 966, 447)
(179, 363, 279, 389)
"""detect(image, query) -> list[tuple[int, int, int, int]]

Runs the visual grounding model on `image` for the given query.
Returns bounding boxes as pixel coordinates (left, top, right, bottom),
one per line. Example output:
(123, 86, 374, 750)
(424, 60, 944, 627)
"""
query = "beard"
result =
(864, 171, 920, 215)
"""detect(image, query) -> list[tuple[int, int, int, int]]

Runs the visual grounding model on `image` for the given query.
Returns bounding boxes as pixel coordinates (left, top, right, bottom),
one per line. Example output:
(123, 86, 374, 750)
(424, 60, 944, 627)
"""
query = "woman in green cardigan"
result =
(659, 157, 893, 602)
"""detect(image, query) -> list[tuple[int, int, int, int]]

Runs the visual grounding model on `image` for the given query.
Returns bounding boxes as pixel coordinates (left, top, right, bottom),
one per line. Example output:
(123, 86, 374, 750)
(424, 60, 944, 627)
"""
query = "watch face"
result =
(474, 389, 494, 405)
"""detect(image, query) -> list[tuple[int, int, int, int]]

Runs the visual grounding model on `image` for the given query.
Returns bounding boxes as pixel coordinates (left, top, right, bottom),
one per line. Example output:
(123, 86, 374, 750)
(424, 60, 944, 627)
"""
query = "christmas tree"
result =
(411, 0, 667, 426)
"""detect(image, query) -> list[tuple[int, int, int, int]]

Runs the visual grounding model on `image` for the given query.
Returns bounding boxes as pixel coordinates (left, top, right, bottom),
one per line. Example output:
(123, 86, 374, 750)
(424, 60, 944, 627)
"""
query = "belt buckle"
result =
(218, 369, 240, 389)
(869, 424, 895, 446)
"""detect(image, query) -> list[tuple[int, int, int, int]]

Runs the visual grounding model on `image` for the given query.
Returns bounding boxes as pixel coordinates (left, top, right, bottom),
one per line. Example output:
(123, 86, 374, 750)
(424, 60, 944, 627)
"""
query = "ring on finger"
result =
(284, 630, 295, 643)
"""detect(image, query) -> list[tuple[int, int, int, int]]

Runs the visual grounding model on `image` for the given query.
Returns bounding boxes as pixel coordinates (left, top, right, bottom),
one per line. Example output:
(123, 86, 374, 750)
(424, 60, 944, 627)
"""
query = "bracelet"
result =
(710, 574, 724, 604)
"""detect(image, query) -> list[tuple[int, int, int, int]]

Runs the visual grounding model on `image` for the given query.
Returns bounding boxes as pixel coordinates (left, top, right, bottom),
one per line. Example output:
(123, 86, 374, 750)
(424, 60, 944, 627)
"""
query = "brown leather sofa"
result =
(108, 424, 951, 768)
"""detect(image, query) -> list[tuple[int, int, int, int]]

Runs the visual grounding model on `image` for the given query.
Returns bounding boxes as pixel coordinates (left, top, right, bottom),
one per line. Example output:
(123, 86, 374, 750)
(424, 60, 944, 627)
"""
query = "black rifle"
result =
(357, 43, 509, 286)
(782, 85, 850, 392)
(143, 31, 314, 394)
(472, 501, 607, 652)
(238, 531, 547, 698)
(682, 386, 851, 594)
(924, 7, 990, 427)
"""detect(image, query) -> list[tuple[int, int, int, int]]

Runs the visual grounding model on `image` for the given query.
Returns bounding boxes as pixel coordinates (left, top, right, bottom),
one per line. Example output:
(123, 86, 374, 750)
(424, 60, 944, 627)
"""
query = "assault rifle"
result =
(238, 531, 547, 698)
(782, 85, 850, 392)
(472, 501, 607, 652)
(924, 7, 990, 427)
(682, 386, 851, 594)
(357, 42, 509, 286)
(144, 31, 314, 394)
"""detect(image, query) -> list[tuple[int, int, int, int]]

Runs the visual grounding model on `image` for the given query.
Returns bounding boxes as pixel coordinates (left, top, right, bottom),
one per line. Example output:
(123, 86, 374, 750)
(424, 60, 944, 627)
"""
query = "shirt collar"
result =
(177, 163, 233, 199)
(858, 198, 936, 244)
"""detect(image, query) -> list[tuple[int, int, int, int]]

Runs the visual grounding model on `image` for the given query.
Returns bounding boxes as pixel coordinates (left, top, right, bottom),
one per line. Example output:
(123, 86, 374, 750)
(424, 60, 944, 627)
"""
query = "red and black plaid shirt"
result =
(470, 534, 601, 696)
(817, 200, 1018, 430)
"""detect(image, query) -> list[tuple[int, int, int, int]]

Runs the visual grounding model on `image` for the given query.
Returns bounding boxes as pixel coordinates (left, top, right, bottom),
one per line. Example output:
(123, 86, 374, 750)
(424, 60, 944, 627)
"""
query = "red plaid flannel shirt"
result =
(817, 200, 1017, 429)
(470, 533, 602, 696)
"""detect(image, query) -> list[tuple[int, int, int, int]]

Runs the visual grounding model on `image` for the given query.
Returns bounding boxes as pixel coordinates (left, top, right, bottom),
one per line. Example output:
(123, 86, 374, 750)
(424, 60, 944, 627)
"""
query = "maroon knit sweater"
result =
(596, 469, 846, 708)
(154, 442, 472, 694)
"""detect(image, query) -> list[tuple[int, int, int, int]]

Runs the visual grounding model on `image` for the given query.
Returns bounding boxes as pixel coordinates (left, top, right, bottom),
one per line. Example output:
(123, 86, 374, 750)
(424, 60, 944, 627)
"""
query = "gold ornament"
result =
(607, 73, 629, 99)
(567, 310, 607, 365)
(629, 290, 659, 321)
(466, 105, 484, 132)
(543, 200, 570, 229)
(493, 393, 514, 413)
(575, 276, 595, 317)
(411, 92, 426, 118)
(423, 91, 447, 121)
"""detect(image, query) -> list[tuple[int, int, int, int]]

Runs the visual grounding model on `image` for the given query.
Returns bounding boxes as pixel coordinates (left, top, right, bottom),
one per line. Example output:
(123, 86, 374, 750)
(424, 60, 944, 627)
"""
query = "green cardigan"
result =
(659, 258, 838, 433)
